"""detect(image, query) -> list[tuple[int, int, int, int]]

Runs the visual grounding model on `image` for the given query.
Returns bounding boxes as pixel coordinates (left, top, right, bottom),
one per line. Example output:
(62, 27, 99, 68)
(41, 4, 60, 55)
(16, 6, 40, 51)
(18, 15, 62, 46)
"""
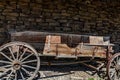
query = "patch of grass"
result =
(88, 78, 94, 80)
(88, 78, 103, 80)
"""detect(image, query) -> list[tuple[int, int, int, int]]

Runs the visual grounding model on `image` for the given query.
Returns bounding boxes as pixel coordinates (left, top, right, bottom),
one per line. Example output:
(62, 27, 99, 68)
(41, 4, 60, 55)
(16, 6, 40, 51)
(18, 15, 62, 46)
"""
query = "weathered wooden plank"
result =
(10, 31, 111, 58)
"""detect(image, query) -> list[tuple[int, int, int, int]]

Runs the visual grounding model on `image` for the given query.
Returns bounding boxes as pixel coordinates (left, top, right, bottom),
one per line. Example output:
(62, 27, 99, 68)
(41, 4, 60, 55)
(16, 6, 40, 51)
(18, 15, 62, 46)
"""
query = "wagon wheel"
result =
(0, 42, 40, 80)
(107, 53, 120, 80)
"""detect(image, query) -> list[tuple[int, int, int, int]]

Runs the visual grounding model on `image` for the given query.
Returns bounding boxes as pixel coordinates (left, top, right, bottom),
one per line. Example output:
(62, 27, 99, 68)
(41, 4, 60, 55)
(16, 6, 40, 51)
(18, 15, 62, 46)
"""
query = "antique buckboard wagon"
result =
(0, 31, 119, 80)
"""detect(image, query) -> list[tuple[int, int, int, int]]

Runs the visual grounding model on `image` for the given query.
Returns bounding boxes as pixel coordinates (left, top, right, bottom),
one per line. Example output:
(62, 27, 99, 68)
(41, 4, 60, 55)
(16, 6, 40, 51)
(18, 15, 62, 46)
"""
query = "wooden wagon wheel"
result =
(0, 42, 40, 80)
(107, 53, 120, 80)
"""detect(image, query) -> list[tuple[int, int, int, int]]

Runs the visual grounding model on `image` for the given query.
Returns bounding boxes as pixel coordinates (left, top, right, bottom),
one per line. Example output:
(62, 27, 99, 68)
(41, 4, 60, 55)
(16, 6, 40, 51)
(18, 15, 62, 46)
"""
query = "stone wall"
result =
(0, 0, 120, 42)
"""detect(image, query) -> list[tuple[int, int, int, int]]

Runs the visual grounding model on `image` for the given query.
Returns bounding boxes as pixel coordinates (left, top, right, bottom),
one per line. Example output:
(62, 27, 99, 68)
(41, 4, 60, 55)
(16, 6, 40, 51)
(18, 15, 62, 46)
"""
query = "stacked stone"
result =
(0, 0, 119, 42)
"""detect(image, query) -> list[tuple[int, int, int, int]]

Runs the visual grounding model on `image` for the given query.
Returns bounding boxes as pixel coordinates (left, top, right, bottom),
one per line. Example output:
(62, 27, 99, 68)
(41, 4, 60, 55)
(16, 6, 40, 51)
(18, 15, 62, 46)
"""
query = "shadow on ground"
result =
(39, 64, 106, 80)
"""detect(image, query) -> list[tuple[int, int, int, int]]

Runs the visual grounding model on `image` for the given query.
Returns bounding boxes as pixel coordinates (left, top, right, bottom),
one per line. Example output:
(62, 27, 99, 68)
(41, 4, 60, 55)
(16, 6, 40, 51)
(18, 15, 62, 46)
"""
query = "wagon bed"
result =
(10, 31, 112, 58)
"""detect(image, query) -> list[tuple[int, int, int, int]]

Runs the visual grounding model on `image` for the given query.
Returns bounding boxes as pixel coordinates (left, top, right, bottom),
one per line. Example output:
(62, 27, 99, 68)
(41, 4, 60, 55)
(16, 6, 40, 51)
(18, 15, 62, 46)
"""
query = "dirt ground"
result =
(38, 64, 106, 80)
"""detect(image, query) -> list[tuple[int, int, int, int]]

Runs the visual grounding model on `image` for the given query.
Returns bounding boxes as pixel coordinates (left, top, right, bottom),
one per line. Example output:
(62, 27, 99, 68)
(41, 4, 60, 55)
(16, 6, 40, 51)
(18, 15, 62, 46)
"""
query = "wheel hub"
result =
(12, 60, 21, 70)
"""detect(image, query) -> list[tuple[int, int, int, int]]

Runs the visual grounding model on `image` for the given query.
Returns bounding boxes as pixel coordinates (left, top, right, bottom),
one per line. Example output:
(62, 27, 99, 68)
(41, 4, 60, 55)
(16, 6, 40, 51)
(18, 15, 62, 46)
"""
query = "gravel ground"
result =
(38, 64, 105, 80)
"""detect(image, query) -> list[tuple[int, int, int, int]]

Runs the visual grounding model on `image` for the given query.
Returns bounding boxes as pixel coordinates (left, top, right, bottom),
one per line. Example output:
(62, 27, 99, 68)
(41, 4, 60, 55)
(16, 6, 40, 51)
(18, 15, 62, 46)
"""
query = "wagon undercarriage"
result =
(0, 31, 119, 80)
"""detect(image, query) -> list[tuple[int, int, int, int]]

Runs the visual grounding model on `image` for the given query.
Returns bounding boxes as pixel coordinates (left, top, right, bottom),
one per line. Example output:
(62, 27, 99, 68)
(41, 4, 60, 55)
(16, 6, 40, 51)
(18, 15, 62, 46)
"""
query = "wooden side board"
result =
(10, 31, 111, 58)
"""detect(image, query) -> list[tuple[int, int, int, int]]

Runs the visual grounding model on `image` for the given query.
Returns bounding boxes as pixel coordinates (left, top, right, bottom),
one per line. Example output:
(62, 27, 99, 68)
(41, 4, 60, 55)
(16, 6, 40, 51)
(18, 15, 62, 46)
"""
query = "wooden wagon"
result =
(0, 31, 119, 80)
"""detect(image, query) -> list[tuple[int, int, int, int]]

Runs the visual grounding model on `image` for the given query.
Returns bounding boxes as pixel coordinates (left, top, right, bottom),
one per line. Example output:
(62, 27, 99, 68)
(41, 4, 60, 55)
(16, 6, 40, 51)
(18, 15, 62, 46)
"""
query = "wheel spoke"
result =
(118, 72, 120, 79)
(117, 57, 119, 62)
(8, 47, 15, 60)
(21, 67, 31, 76)
(19, 48, 28, 60)
(110, 69, 116, 78)
(16, 46, 19, 60)
(117, 71, 120, 79)
(22, 65, 36, 70)
(0, 52, 13, 62)
(19, 70, 25, 80)
(21, 53, 33, 62)
(22, 60, 37, 64)
(113, 61, 117, 66)
(7, 70, 13, 80)
(117, 57, 120, 63)
(0, 60, 11, 64)
(114, 72, 118, 80)
(0, 68, 11, 78)
(111, 62, 116, 69)
(1, 65, 12, 68)
(15, 71, 17, 80)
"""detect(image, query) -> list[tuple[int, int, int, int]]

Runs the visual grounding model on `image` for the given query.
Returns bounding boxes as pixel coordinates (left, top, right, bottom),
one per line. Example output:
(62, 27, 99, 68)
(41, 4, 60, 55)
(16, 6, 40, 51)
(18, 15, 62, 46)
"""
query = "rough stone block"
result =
(19, 0, 30, 3)
(59, 19, 68, 23)
(36, 18, 42, 22)
(36, 0, 42, 3)
(46, 19, 56, 22)
(0, 15, 5, 20)
(49, 22, 59, 26)
(6, 16, 17, 20)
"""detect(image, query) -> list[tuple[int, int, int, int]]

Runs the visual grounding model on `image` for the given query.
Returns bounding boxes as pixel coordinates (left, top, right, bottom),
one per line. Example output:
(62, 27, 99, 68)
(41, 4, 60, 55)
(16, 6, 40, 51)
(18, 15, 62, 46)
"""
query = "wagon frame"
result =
(0, 31, 119, 80)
